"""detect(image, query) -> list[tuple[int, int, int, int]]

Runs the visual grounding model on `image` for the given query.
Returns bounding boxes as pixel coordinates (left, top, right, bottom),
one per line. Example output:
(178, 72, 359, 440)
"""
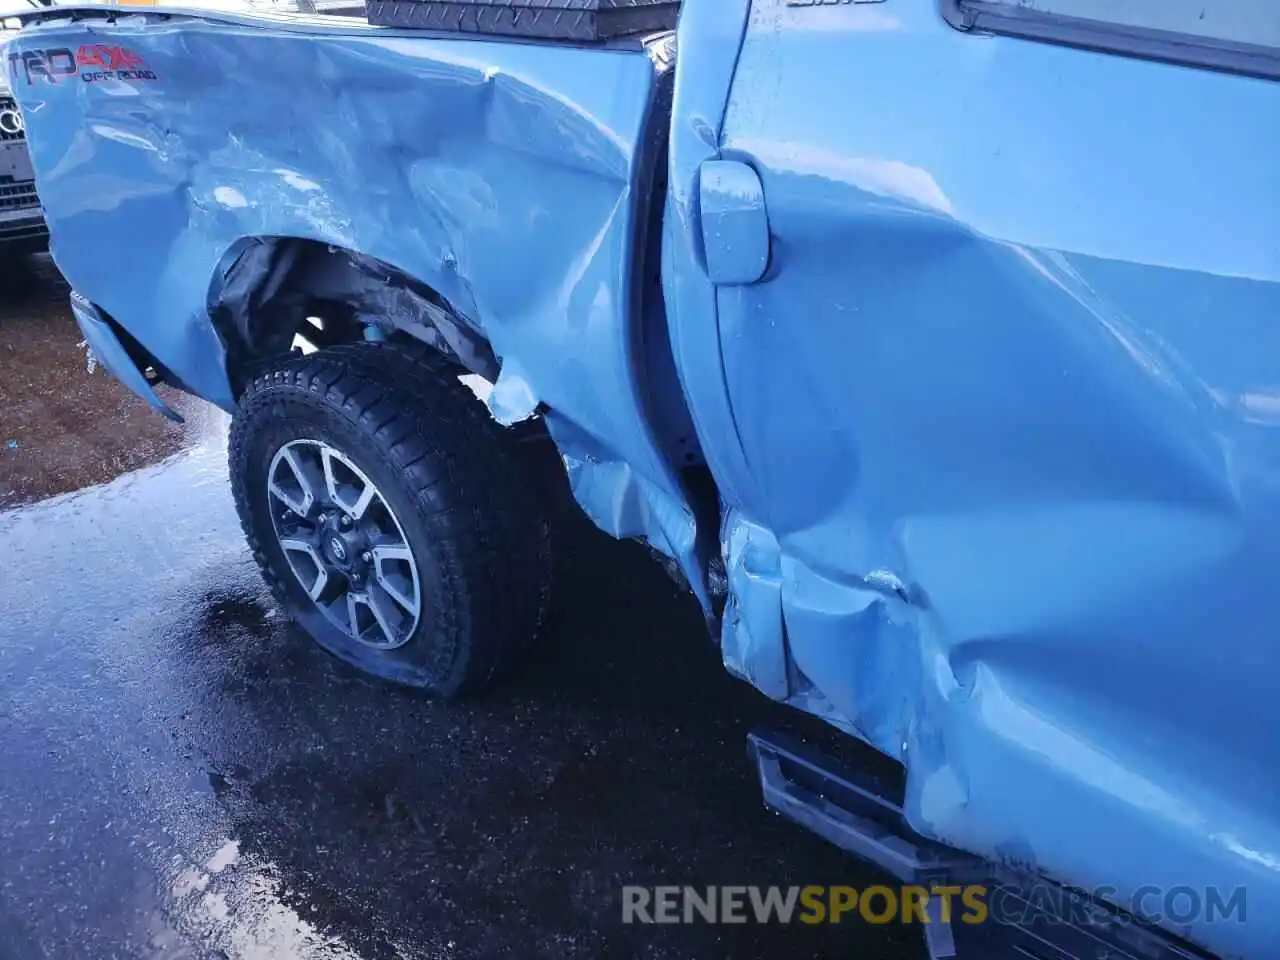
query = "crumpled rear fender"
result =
(12, 13, 708, 602)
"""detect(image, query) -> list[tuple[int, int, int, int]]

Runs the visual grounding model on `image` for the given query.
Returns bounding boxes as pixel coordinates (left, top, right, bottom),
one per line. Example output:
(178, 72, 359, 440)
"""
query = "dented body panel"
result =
(674, 7, 1280, 960)
(10, 2, 1280, 956)
(10, 11, 706, 592)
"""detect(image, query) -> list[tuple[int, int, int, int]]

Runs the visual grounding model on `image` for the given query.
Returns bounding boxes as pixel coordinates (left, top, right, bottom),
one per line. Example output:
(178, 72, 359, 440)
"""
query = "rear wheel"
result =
(229, 342, 551, 695)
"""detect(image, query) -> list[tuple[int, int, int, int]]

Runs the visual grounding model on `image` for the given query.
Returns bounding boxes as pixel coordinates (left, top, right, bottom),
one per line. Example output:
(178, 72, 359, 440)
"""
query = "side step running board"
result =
(748, 731, 1220, 960)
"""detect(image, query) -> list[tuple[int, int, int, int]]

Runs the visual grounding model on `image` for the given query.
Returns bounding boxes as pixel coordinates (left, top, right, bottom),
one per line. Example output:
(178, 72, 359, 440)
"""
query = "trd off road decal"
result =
(75, 44, 157, 83)
(7, 46, 157, 85)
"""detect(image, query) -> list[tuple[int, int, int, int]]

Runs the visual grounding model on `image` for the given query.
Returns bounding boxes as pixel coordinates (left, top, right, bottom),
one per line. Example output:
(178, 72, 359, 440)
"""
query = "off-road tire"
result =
(228, 341, 552, 696)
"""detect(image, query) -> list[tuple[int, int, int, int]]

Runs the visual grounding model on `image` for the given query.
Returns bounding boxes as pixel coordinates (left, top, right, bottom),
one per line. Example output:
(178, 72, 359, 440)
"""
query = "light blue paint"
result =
(70, 293, 183, 422)
(686, 2, 1279, 958)
(12, 2, 1280, 956)
(720, 510, 788, 701)
(9, 8, 705, 599)
(698, 160, 770, 285)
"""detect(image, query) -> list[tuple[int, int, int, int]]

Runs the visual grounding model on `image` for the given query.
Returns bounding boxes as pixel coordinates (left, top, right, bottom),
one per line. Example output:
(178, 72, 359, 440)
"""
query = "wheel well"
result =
(207, 238, 499, 397)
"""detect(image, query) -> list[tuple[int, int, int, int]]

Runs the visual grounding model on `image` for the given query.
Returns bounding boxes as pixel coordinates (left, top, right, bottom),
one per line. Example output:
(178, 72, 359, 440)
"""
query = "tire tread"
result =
(228, 341, 551, 694)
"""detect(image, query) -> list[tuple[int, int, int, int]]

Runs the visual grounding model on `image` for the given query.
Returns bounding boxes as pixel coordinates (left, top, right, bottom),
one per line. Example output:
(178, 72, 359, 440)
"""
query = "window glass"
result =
(974, 0, 1280, 48)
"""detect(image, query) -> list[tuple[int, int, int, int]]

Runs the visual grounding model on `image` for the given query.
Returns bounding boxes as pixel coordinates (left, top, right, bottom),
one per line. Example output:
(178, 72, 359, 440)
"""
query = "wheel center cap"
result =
(328, 536, 349, 564)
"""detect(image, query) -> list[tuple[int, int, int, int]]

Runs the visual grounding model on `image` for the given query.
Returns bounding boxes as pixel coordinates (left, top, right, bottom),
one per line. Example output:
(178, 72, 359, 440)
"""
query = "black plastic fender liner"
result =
(364, 0, 681, 41)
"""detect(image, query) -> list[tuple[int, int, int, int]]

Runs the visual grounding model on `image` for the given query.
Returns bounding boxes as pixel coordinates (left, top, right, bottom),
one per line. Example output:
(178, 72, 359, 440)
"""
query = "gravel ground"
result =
(0, 256, 196, 509)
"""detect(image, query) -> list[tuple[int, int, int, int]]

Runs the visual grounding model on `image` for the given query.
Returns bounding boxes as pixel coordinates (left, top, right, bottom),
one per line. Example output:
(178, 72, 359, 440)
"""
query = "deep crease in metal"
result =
(11, 11, 704, 598)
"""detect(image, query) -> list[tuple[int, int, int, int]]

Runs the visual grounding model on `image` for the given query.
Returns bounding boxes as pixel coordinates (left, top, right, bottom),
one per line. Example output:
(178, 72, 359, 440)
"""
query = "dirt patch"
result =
(0, 255, 196, 508)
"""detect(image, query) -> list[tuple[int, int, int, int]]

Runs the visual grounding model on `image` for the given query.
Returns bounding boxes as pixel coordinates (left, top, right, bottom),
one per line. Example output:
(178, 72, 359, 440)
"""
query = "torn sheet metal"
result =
(544, 410, 705, 607)
(719, 511, 787, 702)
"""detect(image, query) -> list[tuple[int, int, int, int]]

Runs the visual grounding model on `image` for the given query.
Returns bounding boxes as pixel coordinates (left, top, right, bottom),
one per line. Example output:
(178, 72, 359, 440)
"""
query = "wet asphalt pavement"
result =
(0, 257, 923, 960)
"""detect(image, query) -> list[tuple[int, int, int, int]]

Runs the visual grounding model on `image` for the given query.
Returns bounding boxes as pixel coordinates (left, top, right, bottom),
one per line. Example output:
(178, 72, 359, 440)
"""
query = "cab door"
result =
(668, 1, 1280, 956)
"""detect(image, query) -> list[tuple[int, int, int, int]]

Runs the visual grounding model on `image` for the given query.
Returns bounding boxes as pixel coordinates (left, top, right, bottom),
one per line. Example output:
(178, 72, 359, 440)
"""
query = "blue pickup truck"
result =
(8, 2, 1279, 957)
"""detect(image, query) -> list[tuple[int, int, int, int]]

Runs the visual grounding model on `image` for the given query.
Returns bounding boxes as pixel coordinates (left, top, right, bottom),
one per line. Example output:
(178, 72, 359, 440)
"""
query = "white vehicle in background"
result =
(0, 11, 46, 261)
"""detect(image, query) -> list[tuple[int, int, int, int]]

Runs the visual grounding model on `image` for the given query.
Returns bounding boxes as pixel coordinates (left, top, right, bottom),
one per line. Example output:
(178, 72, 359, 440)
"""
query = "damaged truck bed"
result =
(8, 1, 1280, 957)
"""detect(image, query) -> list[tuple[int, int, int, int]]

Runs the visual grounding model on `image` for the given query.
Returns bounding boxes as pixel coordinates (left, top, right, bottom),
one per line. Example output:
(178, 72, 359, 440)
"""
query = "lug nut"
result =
(341, 516, 352, 528)
(361, 551, 373, 564)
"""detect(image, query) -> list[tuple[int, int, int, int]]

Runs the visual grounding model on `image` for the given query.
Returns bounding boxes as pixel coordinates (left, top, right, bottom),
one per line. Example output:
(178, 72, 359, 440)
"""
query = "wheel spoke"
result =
(322, 446, 378, 520)
(372, 544, 418, 616)
(269, 438, 422, 651)
(347, 590, 400, 648)
(279, 538, 328, 600)
(345, 592, 362, 637)
(365, 586, 402, 646)
(269, 446, 322, 517)
(268, 479, 309, 518)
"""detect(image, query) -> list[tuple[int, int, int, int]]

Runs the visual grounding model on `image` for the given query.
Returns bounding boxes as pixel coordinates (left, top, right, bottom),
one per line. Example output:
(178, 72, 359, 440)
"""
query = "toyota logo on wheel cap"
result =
(0, 109, 24, 136)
